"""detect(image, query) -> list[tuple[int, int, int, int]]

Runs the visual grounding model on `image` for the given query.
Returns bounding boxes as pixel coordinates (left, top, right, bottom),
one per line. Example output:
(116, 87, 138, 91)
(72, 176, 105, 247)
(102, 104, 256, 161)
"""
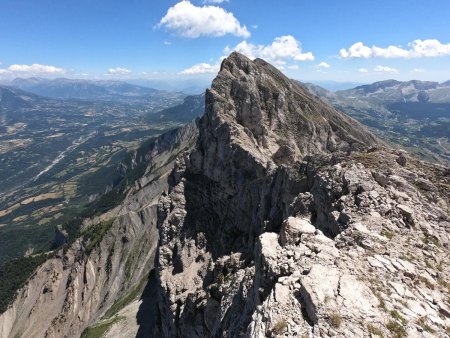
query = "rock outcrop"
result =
(155, 53, 450, 337)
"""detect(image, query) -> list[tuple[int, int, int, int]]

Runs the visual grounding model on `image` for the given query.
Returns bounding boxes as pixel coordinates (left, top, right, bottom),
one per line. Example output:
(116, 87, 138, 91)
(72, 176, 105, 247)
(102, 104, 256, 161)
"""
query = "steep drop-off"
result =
(155, 53, 449, 337)
(0, 121, 198, 338)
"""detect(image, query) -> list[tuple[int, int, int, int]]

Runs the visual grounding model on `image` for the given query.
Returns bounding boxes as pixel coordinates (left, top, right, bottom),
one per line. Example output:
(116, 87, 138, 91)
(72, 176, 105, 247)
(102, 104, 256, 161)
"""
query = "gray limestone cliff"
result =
(155, 53, 450, 337)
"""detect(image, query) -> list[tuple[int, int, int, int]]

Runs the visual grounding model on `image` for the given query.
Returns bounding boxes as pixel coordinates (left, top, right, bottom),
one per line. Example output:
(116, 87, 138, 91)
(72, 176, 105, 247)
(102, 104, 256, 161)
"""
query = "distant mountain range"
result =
(10, 77, 164, 101)
(0, 86, 39, 110)
(303, 79, 450, 163)
(336, 79, 450, 103)
(306, 80, 366, 92)
(128, 78, 211, 95)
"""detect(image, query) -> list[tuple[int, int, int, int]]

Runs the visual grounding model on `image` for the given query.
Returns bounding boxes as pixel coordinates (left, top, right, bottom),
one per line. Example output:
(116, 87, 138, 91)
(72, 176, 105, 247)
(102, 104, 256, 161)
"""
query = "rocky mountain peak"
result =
(200, 52, 380, 171)
(155, 53, 450, 337)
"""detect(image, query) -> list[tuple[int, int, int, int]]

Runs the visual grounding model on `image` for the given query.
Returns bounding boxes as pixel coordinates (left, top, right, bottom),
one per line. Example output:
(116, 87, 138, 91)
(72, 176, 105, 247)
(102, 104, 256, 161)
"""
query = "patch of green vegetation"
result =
(80, 315, 124, 338)
(61, 188, 126, 248)
(417, 317, 435, 334)
(328, 313, 342, 328)
(421, 234, 440, 247)
(352, 152, 382, 168)
(87, 189, 127, 218)
(416, 276, 435, 290)
(105, 244, 115, 277)
(437, 277, 450, 292)
(390, 310, 407, 325)
(123, 242, 143, 283)
(386, 320, 406, 338)
(374, 291, 387, 310)
(0, 253, 48, 313)
(0, 221, 55, 264)
(76, 150, 127, 197)
(367, 323, 384, 337)
(381, 229, 395, 240)
(269, 320, 288, 336)
(103, 275, 148, 319)
(400, 254, 413, 262)
(82, 218, 115, 254)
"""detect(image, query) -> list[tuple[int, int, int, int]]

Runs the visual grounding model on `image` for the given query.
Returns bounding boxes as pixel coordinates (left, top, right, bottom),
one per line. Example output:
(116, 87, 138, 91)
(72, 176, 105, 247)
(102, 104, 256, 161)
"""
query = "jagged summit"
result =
(157, 53, 450, 338)
(202, 52, 380, 168)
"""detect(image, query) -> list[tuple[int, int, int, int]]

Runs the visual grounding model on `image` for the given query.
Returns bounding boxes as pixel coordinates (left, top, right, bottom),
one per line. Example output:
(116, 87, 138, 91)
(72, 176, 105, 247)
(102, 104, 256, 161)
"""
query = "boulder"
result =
(396, 154, 407, 166)
(397, 204, 415, 225)
(279, 217, 316, 246)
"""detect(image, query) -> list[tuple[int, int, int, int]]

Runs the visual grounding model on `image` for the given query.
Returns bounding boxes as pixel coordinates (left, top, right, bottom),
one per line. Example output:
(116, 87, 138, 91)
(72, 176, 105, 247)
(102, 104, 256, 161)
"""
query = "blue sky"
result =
(1, 0, 450, 84)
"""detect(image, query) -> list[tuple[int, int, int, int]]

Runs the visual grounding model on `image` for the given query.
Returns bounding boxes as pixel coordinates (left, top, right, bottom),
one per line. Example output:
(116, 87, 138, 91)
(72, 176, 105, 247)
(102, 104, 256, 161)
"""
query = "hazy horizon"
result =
(1, 0, 450, 83)
(3, 72, 450, 94)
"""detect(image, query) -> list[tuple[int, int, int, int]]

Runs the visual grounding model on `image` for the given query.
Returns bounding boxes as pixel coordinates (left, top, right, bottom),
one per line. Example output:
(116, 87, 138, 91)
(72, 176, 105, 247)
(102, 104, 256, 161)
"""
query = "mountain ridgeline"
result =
(10, 78, 161, 101)
(304, 79, 450, 163)
(0, 53, 449, 338)
(340, 79, 450, 102)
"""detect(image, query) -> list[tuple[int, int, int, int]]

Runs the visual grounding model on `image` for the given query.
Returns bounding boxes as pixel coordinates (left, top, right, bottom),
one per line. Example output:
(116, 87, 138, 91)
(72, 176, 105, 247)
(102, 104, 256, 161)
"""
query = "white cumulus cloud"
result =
(181, 35, 313, 76)
(339, 39, 450, 58)
(410, 39, 450, 57)
(107, 67, 131, 75)
(230, 35, 314, 65)
(0, 63, 65, 75)
(316, 62, 330, 69)
(179, 62, 220, 75)
(373, 65, 399, 74)
(159, 0, 250, 38)
(358, 68, 369, 73)
(412, 68, 425, 73)
(339, 42, 372, 58)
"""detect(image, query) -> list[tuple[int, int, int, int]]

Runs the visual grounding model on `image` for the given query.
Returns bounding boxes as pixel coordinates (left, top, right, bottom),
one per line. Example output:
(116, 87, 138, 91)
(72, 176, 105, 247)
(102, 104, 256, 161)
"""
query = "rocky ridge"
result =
(155, 53, 450, 337)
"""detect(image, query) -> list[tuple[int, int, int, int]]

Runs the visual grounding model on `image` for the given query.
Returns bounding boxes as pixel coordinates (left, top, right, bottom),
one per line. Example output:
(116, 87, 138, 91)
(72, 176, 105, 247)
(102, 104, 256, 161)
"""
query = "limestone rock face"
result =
(199, 52, 379, 177)
(155, 53, 450, 338)
(279, 217, 316, 246)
